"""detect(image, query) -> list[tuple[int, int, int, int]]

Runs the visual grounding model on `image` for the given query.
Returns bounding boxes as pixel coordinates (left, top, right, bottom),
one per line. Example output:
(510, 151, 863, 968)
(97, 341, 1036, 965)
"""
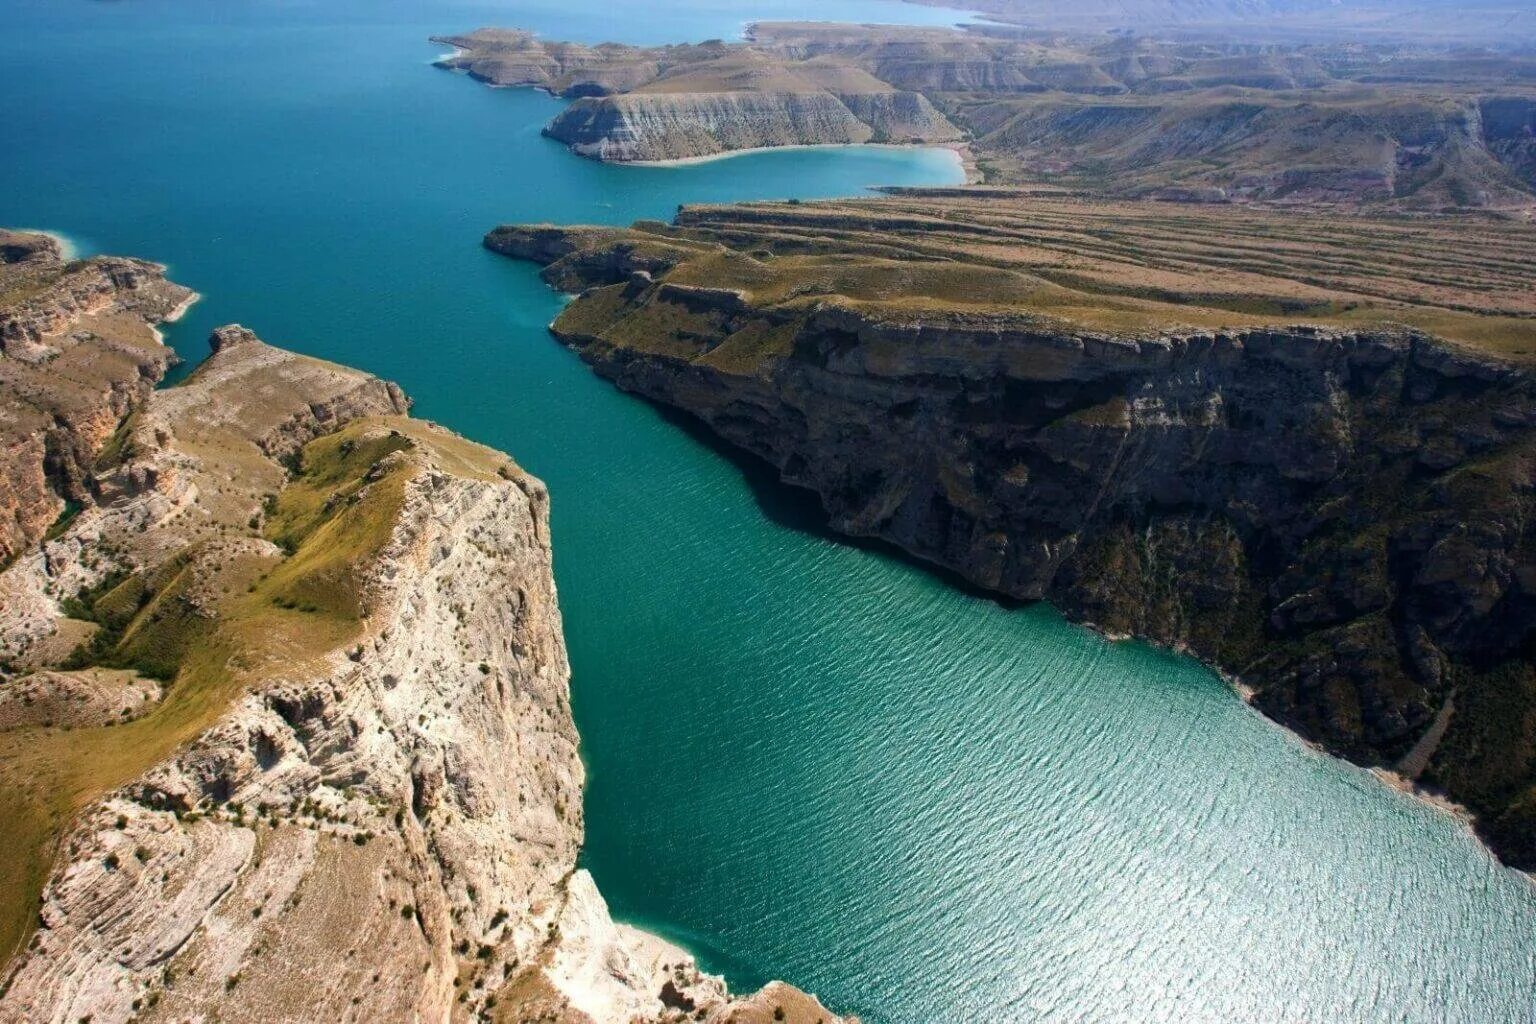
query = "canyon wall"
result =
(0, 231, 194, 566)
(0, 241, 844, 1024)
(488, 211, 1536, 868)
(437, 23, 1536, 209)
(546, 90, 960, 162)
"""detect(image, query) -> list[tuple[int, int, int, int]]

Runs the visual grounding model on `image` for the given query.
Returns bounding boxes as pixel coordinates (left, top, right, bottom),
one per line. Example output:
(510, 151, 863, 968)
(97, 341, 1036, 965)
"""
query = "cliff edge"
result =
(486, 193, 1536, 868)
(435, 23, 1536, 210)
(0, 241, 846, 1023)
(432, 28, 961, 163)
(0, 230, 195, 567)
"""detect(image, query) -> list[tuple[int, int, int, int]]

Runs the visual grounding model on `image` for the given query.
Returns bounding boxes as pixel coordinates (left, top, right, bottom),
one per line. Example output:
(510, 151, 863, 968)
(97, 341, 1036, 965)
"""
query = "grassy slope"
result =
(626, 195, 1536, 359)
(0, 422, 418, 969)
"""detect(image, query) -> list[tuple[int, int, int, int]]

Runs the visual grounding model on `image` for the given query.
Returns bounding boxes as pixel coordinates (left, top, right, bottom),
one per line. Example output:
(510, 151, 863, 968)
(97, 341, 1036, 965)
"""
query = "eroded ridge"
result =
(438, 22, 1536, 210)
(0, 230, 196, 567)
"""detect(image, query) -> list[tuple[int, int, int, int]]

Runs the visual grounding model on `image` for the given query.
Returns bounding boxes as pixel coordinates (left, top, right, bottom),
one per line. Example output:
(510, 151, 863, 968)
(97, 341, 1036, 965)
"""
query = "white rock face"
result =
(0, 328, 846, 1024)
(548, 90, 960, 162)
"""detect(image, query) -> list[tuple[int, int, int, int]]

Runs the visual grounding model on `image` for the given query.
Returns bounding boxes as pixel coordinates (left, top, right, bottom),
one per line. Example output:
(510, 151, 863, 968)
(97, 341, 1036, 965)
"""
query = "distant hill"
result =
(914, 0, 1536, 46)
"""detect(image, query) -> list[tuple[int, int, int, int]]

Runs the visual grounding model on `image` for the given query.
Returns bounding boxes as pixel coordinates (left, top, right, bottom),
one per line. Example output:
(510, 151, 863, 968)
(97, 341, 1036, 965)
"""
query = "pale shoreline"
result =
(623, 141, 974, 181)
(150, 289, 202, 348)
(17, 228, 81, 261)
(1083, 617, 1515, 871)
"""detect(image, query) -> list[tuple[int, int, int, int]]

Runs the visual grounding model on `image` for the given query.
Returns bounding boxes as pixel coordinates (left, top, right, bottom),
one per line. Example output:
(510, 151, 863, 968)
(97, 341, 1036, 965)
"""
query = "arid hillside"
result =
(437, 22, 1536, 210)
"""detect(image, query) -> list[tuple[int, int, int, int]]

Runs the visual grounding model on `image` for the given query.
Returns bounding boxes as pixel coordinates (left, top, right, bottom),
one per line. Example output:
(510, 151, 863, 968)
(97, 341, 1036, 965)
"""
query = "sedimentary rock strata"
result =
(488, 193, 1536, 867)
(433, 28, 962, 162)
(439, 22, 1536, 209)
(0, 230, 195, 566)
(0, 250, 845, 1022)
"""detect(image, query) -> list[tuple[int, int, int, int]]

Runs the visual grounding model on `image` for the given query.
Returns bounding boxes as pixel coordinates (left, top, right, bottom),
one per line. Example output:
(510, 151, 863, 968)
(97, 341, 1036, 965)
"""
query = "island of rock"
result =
(0, 232, 845, 1024)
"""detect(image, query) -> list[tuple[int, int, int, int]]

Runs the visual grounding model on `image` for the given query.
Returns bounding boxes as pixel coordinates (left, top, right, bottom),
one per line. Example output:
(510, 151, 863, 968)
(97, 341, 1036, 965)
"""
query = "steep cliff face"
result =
(488, 202, 1536, 868)
(0, 310, 846, 1021)
(434, 27, 963, 163)
(0, 230, 195, 566)
(547, 89, 958, 161)
(1481, 96, 1536, 192)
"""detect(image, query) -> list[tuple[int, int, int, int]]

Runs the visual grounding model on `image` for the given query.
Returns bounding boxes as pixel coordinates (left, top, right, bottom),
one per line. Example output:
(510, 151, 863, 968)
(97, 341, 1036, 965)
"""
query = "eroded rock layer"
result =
(438, 23, 1536, 209)
(487, 193, 1536, 868)
(0, 252, 844, 1022)
(433, 29, 962, 162)
(0, 230, 195, 567)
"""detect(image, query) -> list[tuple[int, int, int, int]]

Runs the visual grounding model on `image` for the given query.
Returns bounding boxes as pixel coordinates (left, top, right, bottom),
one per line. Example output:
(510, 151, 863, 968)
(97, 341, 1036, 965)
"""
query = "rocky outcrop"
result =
(0, 309, 846, 1021)
(434, 27, 961, 163)
(0, 669, 161, 730)
(547, 89, 959, 162)
(0, 231, 195, 567)
(439, 23, 1536, 208)
(489, 204, 1536, 869)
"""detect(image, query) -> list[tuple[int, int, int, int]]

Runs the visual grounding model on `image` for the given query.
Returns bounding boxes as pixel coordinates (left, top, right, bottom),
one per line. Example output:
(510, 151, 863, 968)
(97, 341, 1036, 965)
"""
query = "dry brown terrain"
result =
(437, 22, 1536, 210)
(498, 190, 1536, 358)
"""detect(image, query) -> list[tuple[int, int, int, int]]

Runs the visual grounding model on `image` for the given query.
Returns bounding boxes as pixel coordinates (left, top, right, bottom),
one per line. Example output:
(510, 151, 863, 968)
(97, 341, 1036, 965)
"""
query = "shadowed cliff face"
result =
(487, 196, 1536, 868)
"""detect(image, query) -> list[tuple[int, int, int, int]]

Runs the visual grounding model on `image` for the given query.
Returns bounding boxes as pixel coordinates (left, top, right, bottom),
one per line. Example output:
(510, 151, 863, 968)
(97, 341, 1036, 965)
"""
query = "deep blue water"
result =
(2, 3, 1534, 1022)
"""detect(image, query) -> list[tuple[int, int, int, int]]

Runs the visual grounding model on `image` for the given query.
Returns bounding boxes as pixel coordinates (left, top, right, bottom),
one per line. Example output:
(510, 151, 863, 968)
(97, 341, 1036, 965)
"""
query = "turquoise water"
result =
(2, 2, 1534, 1021)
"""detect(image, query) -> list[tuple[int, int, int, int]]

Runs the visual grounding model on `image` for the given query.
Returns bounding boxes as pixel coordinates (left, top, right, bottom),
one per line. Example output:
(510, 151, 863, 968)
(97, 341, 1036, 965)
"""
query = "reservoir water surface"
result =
(2, 2, 1534, 1021)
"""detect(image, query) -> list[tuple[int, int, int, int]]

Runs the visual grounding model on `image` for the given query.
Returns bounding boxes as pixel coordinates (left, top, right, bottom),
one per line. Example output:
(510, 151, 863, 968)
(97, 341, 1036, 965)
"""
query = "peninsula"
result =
(487, 193, 1536, 868)
(0, 232, 844, 1024)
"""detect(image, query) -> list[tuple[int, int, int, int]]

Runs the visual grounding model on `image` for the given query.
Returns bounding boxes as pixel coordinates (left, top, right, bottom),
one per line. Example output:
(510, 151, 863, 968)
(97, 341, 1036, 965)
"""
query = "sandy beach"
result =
(624, 141, 971, 178)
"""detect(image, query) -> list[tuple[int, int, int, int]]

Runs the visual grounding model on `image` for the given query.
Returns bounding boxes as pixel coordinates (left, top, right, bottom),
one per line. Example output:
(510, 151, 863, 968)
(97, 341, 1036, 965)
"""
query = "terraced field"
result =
(524, 189, 1536, 356)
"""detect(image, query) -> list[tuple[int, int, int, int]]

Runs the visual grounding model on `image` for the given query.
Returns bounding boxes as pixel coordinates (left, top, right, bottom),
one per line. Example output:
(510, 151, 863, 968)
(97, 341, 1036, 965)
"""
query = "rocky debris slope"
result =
(0, 310, 846, 1022)
(0, 230, 195, 566)
(487, 197, 1536, 868)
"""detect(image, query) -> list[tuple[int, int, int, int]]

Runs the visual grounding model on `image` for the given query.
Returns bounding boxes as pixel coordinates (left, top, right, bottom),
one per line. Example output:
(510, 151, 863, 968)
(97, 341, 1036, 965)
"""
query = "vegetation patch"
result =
(0, 422, 420, 968)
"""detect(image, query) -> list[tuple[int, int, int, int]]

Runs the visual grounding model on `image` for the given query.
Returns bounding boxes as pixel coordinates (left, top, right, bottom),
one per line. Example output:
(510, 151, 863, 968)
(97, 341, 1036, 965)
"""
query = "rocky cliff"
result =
(547, 89, 958, 162)
(434, 28, 961, 163)
(0, 230, 195, 567)
(0, 255, 845, 1021)
(487, 194, 1536, 868)
(438, 23, 1536, 209)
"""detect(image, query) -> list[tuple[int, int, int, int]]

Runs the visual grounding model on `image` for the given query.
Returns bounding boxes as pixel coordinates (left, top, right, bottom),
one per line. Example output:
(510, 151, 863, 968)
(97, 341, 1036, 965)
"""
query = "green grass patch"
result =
(92, 414, 138, 472)
(0, 423, 420, 970)
(42, 501, 83, 544)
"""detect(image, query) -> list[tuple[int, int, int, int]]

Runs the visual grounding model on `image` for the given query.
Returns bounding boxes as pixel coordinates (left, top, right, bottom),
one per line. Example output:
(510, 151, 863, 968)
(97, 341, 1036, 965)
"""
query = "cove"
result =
(1, 2, 1534, 1022)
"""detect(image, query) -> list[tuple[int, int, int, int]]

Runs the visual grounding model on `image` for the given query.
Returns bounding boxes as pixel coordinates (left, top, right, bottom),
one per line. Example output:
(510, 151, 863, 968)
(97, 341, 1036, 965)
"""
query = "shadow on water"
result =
(647, 399, 1033, 610)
